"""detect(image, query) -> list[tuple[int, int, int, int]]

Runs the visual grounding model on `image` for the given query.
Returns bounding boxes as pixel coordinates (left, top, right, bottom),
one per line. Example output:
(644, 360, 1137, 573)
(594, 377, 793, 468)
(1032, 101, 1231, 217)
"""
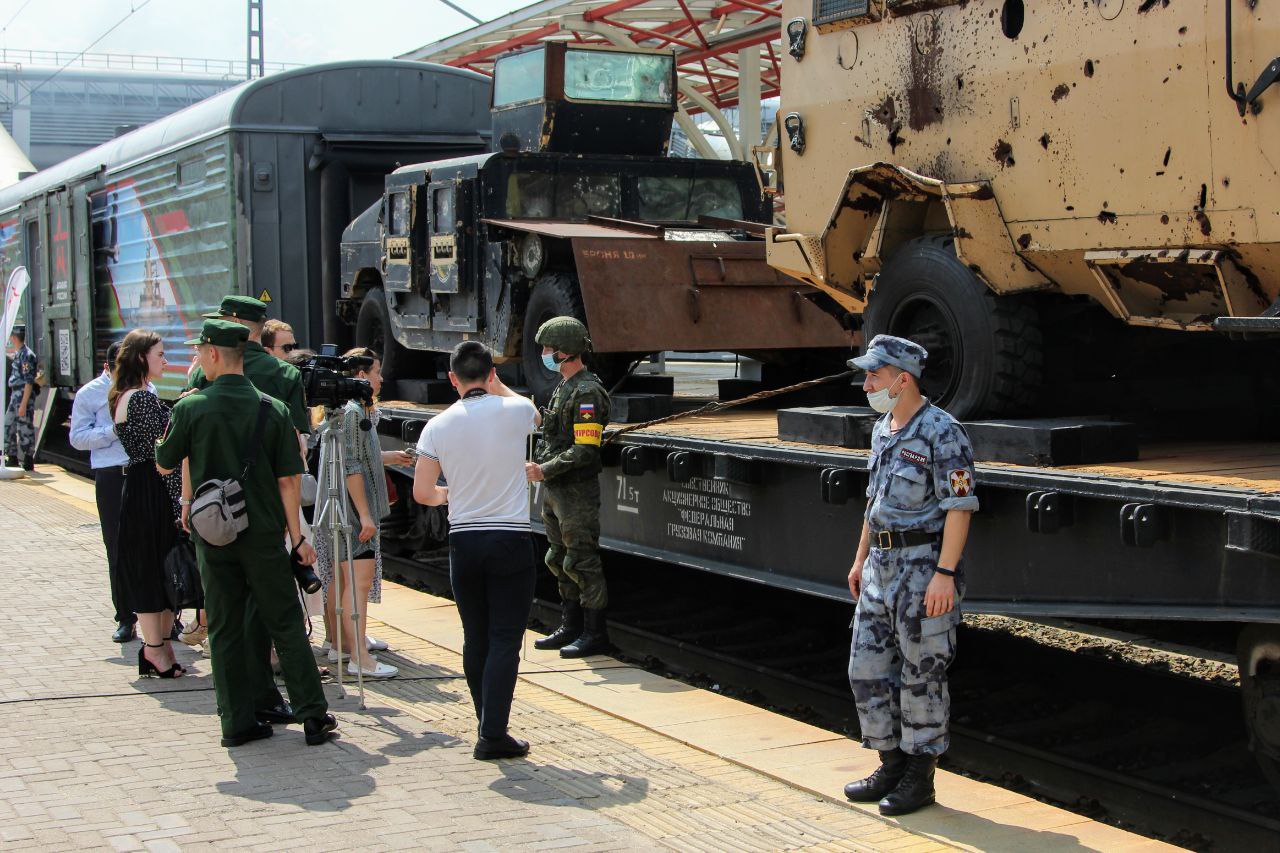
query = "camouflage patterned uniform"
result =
(849, 401, 978, 757)
(5, 343, 37, 462)
(535, 370, 611, 610)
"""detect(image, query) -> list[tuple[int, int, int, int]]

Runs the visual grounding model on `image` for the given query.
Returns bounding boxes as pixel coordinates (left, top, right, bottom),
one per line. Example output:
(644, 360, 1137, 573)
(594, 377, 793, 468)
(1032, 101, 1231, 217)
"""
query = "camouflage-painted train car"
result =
(0, 61, 491, 411)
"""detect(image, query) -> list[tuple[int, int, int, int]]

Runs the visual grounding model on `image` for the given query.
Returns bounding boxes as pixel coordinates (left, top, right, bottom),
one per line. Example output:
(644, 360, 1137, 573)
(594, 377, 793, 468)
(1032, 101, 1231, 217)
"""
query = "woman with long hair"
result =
(313, 348, 411, 678)
(112, 329, 185, 678)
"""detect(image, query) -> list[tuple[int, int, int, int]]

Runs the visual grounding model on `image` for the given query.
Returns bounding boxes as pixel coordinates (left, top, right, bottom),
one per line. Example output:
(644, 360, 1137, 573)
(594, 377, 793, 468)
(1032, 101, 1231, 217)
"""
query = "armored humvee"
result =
(764, 1, 1280, 423)
(339, 43, 852, 402)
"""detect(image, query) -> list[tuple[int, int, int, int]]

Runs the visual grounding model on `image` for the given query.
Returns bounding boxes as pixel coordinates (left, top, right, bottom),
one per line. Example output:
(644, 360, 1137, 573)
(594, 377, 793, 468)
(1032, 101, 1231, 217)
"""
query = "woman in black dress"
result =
(112, 329, 184, 678)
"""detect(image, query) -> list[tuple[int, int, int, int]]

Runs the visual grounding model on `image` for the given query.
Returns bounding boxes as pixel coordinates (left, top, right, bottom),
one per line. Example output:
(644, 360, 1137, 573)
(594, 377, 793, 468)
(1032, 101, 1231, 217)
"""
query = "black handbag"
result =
(164, 534, 203, 611)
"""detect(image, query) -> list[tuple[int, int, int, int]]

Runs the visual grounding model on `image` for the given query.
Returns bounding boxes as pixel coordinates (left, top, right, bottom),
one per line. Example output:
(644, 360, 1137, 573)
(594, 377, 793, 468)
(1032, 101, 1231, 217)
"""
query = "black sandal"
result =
(138, 642, 185, 679)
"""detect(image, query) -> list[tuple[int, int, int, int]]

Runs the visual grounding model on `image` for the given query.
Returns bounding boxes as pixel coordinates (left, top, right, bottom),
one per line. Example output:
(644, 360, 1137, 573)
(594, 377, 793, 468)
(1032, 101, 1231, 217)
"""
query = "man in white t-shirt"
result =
(413, 341, 541, 761)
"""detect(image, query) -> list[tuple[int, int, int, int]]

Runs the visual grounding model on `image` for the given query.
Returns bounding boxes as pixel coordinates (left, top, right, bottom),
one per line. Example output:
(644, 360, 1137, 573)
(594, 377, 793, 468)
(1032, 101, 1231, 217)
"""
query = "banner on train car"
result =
(3, 266, 29, 340)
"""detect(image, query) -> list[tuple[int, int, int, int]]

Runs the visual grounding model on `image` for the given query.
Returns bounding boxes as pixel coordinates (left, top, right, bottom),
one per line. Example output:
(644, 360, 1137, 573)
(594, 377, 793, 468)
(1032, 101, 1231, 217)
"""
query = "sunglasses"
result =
(281, 343, 299, 353)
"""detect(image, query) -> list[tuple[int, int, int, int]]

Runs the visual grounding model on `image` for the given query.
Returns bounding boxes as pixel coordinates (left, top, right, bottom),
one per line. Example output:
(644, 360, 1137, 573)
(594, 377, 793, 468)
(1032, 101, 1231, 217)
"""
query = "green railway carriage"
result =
(0, 60, 491, 421)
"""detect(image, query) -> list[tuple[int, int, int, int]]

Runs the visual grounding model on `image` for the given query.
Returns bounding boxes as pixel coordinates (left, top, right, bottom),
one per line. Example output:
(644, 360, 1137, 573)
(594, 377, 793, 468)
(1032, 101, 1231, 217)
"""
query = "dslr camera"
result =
(300, 344, 374, 409)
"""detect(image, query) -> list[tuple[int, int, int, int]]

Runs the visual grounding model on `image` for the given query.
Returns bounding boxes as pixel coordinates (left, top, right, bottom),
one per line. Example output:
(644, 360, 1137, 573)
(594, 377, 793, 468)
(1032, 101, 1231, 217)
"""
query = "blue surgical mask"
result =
(541, 352, 559, 372)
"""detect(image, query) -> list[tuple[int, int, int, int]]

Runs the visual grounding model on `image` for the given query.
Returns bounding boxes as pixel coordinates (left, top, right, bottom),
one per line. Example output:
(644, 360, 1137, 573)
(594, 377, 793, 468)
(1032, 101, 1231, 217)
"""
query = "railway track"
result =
(385, 548, 1280, 850)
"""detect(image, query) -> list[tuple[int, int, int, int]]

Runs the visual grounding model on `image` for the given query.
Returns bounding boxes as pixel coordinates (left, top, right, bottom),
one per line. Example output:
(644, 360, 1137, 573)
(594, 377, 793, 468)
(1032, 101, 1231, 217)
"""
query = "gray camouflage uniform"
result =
(5, 344, 36, 460)
(849, 400, 978, 757)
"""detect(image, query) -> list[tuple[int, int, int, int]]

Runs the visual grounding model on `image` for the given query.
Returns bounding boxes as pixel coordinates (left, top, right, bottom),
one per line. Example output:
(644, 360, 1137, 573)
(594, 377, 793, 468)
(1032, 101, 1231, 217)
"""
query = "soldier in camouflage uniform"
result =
(526, 316, 612, 658)
(843, 335, 978, 816)
(6, 325, 37, 470)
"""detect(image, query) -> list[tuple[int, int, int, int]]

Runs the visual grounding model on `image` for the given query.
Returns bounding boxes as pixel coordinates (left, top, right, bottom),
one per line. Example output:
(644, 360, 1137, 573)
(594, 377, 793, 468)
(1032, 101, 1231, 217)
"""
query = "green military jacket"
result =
(534, 369, 610, 484)
(157, 374, 303, 538)
(188, 340, 310, 434)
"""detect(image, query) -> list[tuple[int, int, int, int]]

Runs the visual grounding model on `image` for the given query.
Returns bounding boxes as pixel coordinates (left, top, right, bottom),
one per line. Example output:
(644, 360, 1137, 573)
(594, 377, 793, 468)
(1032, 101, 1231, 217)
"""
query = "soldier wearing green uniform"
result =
(526, 317, 611, 658)
(157, 319, 337, 747)
(184, 295, 310, 722)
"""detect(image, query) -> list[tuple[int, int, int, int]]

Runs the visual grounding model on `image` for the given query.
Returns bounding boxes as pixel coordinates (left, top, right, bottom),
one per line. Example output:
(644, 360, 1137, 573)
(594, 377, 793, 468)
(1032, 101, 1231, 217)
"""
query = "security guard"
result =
(6, 325, 37, 470)
(525, 317, 611, 658)
(156, 319, 336, 747)
(843, 335, 978, 816)
(186, 295, 309, 721)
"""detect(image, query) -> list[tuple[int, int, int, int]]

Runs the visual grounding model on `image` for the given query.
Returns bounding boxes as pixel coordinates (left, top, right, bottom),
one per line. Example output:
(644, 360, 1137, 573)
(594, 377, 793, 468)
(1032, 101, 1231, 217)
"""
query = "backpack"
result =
(189, 396, 270, 547)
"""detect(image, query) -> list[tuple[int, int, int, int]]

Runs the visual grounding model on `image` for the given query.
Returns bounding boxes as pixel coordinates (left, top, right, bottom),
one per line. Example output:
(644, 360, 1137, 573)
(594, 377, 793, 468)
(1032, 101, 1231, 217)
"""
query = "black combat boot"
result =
(20, 453, 33, 471)
(559, 608, 609, 658)
(878, 753, 937, 816)
(843, 748, 908, 802)
(534, 601, 584, 651)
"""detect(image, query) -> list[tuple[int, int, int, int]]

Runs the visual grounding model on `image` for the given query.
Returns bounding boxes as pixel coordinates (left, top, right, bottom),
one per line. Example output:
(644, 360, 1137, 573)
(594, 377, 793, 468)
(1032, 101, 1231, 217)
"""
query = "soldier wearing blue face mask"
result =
(527, 316, 612, 659)
(842, 334, 978, 816)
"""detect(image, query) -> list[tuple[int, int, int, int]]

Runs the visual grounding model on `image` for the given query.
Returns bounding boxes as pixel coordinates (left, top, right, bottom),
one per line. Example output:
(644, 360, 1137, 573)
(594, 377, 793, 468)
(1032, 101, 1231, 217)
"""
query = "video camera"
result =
(300, 344, 374, 409)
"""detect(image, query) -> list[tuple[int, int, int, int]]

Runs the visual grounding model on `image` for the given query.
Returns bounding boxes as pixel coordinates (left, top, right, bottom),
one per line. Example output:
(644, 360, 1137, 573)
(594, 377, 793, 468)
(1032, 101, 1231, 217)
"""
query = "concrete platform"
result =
(3, 467, 1175, 851)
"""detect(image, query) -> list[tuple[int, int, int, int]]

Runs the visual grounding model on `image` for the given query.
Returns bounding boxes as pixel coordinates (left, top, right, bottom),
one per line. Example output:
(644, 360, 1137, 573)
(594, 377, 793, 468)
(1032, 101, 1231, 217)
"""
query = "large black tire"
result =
(355, 288, 433, 388)
(1238, 624, 1280, 794)
(863, 235, 1043, 419)
(522, 272, 630, 406)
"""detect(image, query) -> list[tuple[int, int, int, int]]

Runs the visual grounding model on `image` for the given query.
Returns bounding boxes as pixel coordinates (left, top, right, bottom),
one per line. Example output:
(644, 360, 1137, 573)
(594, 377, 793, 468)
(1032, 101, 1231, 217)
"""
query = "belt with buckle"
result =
(872, 529, 938, 550)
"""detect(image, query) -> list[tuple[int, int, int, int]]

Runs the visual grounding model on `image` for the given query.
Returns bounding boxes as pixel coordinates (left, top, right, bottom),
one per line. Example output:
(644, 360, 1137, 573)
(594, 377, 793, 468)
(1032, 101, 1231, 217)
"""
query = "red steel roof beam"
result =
(452, 22, 561, 66)
(675, 28, 777, 65)
(596, 17, 701, 49)
(582, 0, 654, 23)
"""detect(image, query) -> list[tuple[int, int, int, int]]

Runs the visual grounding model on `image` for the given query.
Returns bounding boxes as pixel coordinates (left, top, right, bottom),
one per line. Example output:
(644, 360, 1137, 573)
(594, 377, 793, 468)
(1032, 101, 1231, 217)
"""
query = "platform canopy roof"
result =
(400, 0, 782, 111)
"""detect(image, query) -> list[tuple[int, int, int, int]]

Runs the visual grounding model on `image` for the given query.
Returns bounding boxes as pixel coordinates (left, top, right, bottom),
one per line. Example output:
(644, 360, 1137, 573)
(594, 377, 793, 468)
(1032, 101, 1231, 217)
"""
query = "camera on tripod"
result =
(300, 344, 374, 409)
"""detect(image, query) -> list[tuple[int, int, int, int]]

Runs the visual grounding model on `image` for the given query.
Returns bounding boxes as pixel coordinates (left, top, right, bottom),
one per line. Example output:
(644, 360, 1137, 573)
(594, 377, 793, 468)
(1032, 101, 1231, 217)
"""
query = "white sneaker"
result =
(327, 647, 350, 663)
(348, 658, 398, 678)
(366, 635, 389, 652)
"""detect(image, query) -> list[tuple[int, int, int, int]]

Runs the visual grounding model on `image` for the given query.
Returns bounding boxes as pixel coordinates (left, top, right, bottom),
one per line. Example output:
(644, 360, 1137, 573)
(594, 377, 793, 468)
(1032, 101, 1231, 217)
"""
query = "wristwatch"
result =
(934, 566, 956, 577)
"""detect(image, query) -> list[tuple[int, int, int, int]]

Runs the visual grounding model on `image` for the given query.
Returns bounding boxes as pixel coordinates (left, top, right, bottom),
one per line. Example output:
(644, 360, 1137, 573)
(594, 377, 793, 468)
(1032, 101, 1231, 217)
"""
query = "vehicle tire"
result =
(1238, 624, 1280, 794)
(355, 287, 432, 389)
(521, 272, 632, 405)
(862, 234, 1043, 419)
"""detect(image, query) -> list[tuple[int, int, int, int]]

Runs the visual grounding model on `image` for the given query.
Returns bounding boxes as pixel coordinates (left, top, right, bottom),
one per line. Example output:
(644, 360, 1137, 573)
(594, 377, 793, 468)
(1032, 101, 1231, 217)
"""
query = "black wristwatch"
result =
(934, 566, 956, 578)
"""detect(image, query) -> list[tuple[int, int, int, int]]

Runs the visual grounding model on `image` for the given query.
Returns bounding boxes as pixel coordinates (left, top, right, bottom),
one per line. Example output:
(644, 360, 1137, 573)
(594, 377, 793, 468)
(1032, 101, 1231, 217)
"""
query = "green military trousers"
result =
(542, 477, 608, 610)
(196, 532, 327, 737)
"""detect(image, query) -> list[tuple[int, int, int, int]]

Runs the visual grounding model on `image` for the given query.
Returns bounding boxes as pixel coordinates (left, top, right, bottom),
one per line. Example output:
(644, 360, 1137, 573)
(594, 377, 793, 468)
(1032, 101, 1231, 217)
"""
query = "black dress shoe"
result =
(112, 622, 136, 643)
(304, 713, 338, 746)
(255, 702, 297, 725)
(221, 723, 273, 748)
(473, 734, 530, 761)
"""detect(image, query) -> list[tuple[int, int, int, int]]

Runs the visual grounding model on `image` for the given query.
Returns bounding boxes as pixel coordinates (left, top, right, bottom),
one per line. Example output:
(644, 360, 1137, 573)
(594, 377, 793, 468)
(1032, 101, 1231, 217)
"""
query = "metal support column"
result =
(737, 46, 761, 157)
(247, 0, 265, 80)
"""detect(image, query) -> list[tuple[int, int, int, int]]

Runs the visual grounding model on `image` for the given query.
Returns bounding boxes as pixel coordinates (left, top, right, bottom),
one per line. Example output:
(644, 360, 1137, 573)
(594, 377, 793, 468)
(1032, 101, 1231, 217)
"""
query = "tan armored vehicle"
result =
(765, 0, 1280, 420)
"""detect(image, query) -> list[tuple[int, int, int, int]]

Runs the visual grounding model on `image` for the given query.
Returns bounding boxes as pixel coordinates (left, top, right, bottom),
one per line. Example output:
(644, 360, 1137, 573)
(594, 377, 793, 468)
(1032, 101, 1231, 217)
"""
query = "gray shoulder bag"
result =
(190, 395, 271, 547)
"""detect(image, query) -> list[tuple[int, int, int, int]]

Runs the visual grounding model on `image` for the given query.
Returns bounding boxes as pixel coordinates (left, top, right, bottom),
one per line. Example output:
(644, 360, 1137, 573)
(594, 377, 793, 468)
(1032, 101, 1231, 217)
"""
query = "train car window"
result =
(493, 48, 546, 107)
(563, 49, 673, 106)
(389, 192, 410, 236)
(177, 159, 207, 187)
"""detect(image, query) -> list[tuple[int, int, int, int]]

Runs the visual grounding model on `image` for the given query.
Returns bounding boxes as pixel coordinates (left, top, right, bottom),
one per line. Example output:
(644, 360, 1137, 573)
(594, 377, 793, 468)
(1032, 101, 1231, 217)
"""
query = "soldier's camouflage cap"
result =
(203, 294, 268, 322)
(185, 318, 250, 347)
(848, 334, 927, 378)
(535, 316, 592, 355)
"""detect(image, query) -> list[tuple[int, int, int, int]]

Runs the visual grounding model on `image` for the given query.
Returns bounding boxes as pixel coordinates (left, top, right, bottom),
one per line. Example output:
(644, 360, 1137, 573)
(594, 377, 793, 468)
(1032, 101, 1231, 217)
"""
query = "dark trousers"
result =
(449, 530, 536, 739)
(94, 466, 132, 625)
(196, 532, 327, 738)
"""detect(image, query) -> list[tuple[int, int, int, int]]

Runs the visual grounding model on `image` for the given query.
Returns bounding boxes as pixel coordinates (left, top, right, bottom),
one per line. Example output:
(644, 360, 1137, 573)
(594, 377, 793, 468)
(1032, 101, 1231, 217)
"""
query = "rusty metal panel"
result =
(482, 218, 657, 240)
(571, 237, 855, 353)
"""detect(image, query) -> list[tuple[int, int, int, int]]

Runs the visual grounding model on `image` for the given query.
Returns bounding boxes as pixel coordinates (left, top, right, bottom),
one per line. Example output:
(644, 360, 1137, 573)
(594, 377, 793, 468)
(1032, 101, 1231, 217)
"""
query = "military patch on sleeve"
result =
(573, 421, 603, 446)
(899, 448, 928, 465)
(948, 469, 974, 497)
(578, 403, 595, 420)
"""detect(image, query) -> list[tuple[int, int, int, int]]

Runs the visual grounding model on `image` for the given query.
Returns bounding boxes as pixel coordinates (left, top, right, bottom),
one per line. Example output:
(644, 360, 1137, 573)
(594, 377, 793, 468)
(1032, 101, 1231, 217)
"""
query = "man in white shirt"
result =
(69, 342, 151, 642)
(413, 341, 540, 761)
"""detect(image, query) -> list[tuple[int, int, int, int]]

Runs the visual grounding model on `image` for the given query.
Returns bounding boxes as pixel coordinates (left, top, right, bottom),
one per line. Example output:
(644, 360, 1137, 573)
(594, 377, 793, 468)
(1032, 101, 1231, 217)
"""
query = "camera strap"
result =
(239, 395, 272, 480)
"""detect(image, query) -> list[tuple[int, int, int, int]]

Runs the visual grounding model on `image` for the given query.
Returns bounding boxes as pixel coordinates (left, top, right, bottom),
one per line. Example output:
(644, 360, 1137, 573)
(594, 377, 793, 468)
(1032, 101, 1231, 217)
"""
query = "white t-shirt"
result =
(417, 393, 538, 533)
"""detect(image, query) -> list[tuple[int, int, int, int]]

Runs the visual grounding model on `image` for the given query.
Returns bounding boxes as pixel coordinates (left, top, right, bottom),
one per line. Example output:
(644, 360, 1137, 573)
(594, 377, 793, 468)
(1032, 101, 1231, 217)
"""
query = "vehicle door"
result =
(381, 177, 418, 295)
(427, 169, 479, 332)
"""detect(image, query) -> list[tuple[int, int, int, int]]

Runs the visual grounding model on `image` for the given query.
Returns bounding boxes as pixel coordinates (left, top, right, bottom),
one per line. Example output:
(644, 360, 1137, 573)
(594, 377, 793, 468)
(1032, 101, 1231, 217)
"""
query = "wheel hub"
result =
(890, 298, 960, 404)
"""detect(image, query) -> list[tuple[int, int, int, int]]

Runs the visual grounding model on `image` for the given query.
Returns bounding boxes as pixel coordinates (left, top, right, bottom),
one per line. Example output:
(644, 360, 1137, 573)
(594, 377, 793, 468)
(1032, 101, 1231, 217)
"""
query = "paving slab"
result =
(2, 468, 1176, 852)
